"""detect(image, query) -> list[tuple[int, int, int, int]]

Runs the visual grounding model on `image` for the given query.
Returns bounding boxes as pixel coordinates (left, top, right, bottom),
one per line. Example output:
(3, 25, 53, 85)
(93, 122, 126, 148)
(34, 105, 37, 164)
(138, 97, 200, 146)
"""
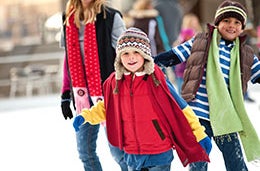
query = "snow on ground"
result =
(0, 84, 260, 171)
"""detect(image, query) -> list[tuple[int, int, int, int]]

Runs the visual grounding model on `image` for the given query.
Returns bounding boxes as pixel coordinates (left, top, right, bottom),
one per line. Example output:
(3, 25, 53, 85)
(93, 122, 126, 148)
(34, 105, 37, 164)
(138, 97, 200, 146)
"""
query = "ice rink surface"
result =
(0, 84, 260, 171)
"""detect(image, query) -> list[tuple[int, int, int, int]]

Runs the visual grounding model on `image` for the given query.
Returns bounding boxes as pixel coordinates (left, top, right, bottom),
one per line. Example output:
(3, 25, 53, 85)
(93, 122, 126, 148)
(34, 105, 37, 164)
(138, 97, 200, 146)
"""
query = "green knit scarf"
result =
(206, 28, 260, 161)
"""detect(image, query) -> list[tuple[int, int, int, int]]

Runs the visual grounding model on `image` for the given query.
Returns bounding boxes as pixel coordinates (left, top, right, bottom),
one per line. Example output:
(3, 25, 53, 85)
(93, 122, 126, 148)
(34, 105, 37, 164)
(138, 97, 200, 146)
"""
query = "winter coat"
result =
(181, 24, 255, 102)
(103, 65, 209, 166)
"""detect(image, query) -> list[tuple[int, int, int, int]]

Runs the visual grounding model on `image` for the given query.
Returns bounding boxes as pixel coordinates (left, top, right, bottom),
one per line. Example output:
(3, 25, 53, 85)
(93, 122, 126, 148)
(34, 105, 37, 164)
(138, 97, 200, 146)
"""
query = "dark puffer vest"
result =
(181, 24, 255, 102)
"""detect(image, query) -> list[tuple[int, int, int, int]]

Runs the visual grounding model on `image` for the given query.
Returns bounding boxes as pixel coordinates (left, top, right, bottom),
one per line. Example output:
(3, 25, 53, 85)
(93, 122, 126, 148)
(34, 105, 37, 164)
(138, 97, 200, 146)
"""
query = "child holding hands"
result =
(73, 27, 211, 171)
(154, 1, 260, 170)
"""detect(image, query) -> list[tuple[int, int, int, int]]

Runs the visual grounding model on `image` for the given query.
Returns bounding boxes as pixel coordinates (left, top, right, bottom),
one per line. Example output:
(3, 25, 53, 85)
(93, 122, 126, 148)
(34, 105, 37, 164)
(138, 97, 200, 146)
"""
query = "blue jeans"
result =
(76, 123, 128, 171)
(76, 122, 102, 171)
(108, 143, 128, 171)
(189, 120, 248, 171)
(128, 164, 171, 171)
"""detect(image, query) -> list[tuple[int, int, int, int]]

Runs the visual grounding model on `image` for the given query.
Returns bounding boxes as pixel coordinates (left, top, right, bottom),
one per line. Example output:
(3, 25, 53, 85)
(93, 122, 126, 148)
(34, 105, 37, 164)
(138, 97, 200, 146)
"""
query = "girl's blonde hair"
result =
(65, 0, 107, 28)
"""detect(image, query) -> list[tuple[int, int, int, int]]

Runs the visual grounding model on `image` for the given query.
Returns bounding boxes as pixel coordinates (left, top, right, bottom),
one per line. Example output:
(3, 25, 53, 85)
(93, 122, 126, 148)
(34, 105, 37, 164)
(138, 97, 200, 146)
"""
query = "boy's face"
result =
(217, 17, 243, 41)
(120, 49, 145, 73)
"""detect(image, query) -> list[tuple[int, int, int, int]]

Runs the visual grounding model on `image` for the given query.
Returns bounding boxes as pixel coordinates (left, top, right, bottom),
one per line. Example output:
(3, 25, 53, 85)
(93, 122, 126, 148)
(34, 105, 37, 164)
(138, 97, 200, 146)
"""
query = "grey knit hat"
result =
(214, 0, 247, 29)
(114, 27, 154, 80)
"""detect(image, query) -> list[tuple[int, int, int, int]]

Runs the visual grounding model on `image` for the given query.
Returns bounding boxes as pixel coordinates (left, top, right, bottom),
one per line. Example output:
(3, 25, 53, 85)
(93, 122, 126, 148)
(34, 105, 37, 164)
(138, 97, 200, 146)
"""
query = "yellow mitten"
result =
(80, 100, 106, 125)
(182, 106, 207, 142)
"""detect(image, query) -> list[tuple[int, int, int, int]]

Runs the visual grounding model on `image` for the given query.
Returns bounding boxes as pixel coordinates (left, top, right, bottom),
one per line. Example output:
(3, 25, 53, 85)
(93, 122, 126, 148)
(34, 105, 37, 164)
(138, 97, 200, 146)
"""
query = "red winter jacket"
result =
(103, 65, 209, 166)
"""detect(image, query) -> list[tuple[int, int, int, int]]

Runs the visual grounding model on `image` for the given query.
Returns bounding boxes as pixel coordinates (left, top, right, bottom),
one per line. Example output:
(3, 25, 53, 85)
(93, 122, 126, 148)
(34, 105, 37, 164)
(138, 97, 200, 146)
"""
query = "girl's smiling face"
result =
(120, 49, 144, 73)
(217, 17, 243, 41)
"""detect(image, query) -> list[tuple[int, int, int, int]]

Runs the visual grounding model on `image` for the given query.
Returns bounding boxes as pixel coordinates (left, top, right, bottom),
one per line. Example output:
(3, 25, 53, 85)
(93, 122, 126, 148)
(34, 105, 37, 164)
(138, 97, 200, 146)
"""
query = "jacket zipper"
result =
(130, 76, 140, 153)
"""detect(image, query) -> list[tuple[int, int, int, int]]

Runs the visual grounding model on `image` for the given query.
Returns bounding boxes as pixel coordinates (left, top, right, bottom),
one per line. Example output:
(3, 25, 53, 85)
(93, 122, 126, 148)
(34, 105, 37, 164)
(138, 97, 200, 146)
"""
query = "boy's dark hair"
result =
(214, 0, 247, 29)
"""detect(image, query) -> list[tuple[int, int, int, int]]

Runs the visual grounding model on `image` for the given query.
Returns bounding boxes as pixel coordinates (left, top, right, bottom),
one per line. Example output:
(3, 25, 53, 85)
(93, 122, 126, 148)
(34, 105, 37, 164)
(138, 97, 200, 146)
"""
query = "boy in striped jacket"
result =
(154, 1, 260, 171)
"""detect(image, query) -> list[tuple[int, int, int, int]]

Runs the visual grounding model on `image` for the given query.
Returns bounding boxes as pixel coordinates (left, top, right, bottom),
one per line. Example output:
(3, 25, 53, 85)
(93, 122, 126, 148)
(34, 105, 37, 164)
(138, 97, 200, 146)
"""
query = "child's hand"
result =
(199, 136, 212, 155)
(73, 115, 85, 132)
(80, 100, 106, 125)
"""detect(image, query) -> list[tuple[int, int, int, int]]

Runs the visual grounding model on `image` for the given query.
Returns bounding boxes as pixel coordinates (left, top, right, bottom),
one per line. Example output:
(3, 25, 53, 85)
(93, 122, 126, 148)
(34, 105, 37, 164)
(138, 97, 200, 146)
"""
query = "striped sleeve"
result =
(251, 55, 260, 83)
(172, 38, 194, 62)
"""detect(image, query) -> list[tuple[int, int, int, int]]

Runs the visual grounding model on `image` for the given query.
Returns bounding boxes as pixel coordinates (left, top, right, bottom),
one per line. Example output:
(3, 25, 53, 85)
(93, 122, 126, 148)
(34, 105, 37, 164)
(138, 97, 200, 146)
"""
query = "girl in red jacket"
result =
(74, 27, 211, 171)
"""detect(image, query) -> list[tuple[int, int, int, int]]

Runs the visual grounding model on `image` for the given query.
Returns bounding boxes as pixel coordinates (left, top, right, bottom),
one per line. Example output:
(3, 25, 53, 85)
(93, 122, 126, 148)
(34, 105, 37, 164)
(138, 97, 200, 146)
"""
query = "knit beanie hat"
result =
(115, 27, 154, 80)
(214, 0, 247, 29)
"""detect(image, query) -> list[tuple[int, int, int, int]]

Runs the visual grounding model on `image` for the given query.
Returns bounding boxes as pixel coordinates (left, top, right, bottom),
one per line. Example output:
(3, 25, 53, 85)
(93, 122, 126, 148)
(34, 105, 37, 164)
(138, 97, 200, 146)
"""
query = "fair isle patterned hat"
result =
(214, 0, 247, 29)
(114, 27, 154, 80)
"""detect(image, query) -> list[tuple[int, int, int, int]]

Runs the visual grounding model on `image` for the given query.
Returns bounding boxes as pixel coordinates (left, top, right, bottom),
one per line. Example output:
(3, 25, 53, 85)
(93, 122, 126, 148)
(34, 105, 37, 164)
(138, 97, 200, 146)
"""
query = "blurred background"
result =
(0, 1, 259, 170)
(0, 0, 259, 98)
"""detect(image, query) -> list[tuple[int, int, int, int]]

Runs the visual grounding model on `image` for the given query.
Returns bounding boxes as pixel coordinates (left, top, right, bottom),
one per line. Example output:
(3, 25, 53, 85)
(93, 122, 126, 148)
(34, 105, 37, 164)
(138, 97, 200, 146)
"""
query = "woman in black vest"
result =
(60, 0, 127, 170)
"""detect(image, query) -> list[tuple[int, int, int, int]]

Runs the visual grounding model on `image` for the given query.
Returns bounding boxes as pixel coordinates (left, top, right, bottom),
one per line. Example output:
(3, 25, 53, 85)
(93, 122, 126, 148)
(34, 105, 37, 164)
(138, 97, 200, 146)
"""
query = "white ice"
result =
(0, 84, 259, 171)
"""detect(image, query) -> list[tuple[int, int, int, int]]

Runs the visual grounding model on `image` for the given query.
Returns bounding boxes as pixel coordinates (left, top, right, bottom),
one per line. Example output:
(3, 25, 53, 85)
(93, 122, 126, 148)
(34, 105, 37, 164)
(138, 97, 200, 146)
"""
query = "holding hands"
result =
(73, 115, 85, 132)
(73, 100, 106, 131)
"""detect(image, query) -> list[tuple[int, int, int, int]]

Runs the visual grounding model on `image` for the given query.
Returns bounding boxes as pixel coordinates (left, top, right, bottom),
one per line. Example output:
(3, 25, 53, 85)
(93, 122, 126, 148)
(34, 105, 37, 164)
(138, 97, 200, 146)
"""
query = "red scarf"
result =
(66, 13, 102, 97)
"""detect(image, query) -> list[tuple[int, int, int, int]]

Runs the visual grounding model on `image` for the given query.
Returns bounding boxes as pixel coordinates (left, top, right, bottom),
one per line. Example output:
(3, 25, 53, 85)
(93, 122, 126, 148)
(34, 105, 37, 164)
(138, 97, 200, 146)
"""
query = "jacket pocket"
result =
(152, 119, 165, 140)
